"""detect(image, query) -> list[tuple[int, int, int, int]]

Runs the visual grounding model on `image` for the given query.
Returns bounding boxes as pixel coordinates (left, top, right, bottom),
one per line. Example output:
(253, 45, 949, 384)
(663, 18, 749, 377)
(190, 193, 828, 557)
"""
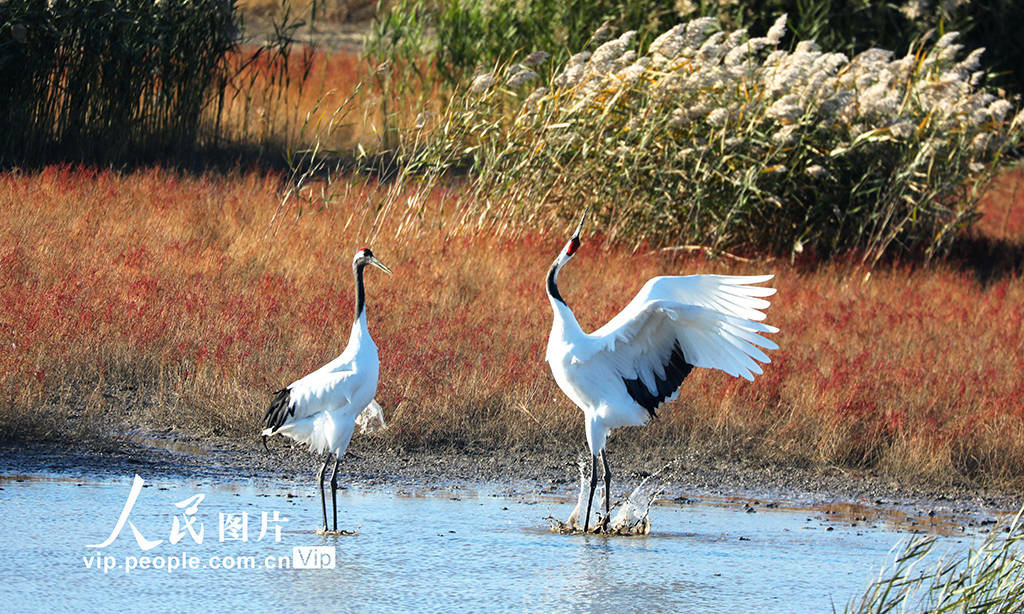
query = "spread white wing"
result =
(583, 276, 778, 413)
(595, 274, 777, 334)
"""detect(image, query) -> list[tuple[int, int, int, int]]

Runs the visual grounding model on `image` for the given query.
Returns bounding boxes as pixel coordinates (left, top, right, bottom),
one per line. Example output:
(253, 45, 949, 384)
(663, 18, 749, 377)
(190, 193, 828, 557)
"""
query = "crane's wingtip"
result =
(730, 274, 775, 285)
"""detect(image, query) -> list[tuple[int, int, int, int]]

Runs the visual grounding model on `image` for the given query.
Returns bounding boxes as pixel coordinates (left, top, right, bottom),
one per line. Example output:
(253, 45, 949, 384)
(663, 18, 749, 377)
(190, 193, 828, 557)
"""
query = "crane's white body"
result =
(543, 213, 778, 532)
(261, 311, 381, 456)
(547, 273, 779, 455)
(260, 248, 391, 532)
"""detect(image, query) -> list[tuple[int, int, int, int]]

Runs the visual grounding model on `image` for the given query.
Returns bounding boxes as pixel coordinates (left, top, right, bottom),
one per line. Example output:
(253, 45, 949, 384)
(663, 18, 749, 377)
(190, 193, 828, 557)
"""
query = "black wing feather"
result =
(622, 340, 694, 418)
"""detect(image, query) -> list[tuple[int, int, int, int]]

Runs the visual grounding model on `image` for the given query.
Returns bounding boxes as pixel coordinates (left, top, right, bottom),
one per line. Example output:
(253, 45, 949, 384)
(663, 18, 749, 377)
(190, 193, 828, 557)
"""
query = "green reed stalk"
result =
(847, 508, 1024, 613)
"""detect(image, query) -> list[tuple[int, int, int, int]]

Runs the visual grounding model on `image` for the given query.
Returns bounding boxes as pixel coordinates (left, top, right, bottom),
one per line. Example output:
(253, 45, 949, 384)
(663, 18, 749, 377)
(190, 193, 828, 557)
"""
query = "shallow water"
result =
(0, 473, 976, 613)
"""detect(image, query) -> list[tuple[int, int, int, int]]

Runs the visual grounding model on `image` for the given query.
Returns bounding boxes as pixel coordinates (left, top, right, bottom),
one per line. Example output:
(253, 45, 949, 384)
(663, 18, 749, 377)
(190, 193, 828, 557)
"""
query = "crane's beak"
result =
(369, 256, 393, 275)
(572, 206, 590, 240)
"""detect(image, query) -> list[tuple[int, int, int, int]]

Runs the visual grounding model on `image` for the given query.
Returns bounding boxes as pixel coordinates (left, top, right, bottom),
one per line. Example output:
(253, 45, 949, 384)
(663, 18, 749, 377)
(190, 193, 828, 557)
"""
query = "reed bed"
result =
(0, 0, 237, 164)
(0, 0, 377, 166)
(398, 15, 1021, 263)
(370, 0, 1024, 97)
(2, 165, 1024, 486)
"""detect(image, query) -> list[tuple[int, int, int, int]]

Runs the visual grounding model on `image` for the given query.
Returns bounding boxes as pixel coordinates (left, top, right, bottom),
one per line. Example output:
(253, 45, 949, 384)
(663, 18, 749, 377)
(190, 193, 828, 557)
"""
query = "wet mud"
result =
(1, 430, 1020, 533)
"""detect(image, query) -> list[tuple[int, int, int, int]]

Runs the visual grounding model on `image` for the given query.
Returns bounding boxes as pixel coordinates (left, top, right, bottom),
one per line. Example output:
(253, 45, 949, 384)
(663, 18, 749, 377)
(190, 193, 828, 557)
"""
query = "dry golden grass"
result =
(2, 165, 1024, 486)
(213, 46, 376, 154)
(211, 44, 435, 159)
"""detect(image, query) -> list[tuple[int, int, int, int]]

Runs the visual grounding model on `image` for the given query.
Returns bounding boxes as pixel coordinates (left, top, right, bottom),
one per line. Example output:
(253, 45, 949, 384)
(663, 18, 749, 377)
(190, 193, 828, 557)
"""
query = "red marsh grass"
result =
(1, 165, 1023, 486)
(977, 165, 1024, 241)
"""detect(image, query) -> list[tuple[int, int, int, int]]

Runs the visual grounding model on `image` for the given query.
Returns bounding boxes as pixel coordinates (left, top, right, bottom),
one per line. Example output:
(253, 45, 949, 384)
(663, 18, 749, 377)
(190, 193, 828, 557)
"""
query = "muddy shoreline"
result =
(1, 432, 1019, 528)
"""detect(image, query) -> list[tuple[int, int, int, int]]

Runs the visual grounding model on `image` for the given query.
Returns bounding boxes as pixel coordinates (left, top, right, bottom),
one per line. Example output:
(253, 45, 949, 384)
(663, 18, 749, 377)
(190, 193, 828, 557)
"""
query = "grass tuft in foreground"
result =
(847, 508, 1024, 613)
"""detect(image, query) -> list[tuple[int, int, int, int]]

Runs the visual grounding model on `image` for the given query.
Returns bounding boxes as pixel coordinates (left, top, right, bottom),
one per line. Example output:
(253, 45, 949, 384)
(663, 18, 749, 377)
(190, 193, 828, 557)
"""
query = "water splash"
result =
(315, 527, 360, 536)
(548, 456, 668, 535)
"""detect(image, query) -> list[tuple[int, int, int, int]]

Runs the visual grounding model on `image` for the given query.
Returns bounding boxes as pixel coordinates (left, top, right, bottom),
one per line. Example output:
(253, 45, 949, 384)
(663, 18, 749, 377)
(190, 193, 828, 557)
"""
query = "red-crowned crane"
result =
(262, 248, 392, 533)
(545, 210, 779, 532)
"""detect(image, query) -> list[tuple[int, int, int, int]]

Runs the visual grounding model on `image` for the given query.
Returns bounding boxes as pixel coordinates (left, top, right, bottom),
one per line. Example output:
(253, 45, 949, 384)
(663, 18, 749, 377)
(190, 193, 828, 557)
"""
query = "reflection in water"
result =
(566, 540, 617, 611)
(0, 473, 982, 613)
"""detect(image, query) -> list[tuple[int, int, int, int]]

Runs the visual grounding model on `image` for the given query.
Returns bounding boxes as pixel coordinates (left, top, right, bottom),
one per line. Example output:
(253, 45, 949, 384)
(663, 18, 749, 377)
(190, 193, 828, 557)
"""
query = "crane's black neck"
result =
(546, 262, 566, 306)
(353, 262, 367, 323)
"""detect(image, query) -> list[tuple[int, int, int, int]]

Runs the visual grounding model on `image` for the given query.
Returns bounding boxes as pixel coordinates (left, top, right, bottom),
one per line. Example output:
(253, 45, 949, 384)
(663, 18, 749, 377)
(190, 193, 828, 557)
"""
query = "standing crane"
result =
(262, 248, 392, 533)
(545, 210, 779, 532)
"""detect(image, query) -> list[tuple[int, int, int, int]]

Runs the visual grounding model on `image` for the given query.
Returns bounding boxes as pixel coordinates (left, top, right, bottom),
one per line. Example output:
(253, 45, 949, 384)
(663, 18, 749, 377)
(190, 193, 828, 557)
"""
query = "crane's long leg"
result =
(602, 451, 612, 526)
(317, 454, 331, 531)
(329, 455, 341, 532)
(583, 454, 599, 533)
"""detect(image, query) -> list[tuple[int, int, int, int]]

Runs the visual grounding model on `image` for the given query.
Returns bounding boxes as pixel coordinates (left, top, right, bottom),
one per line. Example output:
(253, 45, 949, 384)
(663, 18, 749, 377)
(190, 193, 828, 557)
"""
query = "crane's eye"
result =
(566, 237, 580, 256)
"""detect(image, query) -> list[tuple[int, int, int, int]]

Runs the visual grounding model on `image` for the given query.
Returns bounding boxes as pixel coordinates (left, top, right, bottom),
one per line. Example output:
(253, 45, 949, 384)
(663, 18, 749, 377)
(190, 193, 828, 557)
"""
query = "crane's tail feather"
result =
(261, 388, 292, 455)
(263, 388, 293, 432)
(262, 386, 294, 452)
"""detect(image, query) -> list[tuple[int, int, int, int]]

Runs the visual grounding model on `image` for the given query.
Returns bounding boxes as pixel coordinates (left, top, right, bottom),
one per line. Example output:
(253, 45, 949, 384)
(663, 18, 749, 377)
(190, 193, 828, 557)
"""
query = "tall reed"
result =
(369, 0, 1024, 97)
(398, 16, 1021, 263)
(0, 0, 349, 165)
(0, 0, 238, 164)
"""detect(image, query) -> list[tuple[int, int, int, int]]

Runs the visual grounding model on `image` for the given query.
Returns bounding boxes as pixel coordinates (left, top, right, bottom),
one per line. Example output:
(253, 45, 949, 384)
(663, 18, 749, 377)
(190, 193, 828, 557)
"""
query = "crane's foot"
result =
(315, 526, 360, 537)
(546, 514, 605, 534)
